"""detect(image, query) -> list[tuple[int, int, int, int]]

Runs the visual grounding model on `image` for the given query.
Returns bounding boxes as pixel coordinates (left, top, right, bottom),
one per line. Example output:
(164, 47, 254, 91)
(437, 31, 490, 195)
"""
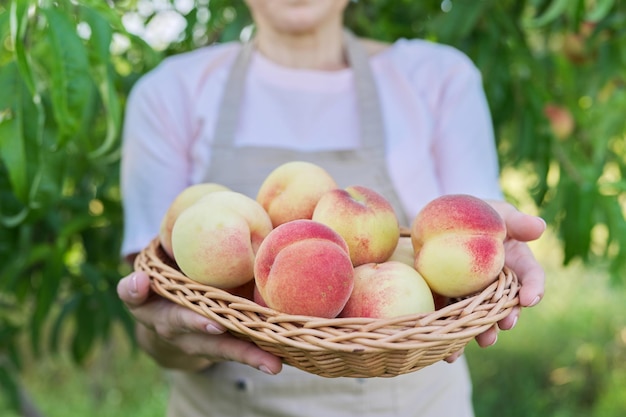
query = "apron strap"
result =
(341, 29, 385, 149)
(212, 29, 386, 150)
(212, 39, 256, 147)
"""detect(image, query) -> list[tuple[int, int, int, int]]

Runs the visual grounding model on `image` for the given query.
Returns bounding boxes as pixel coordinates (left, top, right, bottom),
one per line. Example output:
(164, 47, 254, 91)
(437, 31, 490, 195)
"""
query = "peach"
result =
(312, 185, 400, 266)
(415, 234, 505, 297)
(544, 104, 574, 141)
(411, 194, 506, 298)
(386, 236, 415, 267)
(252, 284, 268, 308)
(171, 190, 273, 288)
(159, 183, 230, 258)
(253, 219, 354, 318)
(338, 261, 435, 319)
(256, 161, 338, 227)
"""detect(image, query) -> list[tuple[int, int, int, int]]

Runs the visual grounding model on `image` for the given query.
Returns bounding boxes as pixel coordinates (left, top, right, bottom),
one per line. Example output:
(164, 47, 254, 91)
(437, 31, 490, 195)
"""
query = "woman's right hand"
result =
(117, 271, 283, 375)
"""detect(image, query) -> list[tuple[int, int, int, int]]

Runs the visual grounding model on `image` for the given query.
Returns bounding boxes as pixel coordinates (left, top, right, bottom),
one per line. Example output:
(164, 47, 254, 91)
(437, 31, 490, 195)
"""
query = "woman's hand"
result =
(445, 200, 546, 362)
(477, 200, 546, 345)
(117, 271, 283, 375)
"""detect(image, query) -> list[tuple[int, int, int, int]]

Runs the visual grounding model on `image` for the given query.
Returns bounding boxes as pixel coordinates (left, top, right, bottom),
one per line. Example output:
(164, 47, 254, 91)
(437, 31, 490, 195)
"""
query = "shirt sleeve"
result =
(431, 53, 503, 200)
(120, 67, 193, 257)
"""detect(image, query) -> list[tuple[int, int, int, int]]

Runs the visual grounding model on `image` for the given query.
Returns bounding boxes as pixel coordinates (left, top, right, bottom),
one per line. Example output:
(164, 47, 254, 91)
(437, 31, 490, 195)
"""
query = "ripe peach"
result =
(544, 104, 574, 141)
(159, 183, 230, 258)
(411, 194, 506, 298)
(386, 236, 415, 267)
(171, 191, 273, 289)
(312, 185, 400, 266)
(415, 234, 505, 297)
(338, 261, 435, 319)
(256, 161, 338, 227)
(253, 219, 354, 318)
(252, 284, 268, 308)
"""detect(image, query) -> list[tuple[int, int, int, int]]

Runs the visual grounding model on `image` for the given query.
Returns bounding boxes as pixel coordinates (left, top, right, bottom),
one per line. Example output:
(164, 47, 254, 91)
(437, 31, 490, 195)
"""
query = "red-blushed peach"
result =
(338, 261, 435, 319)
(414, 234, 505, 297)
(544, 104, 574, 141)
(411, 194, 506, 298)
(252, 284, 268, 308)
(253, 219, 354, 318)
(171, 191, 273, 289)
(159, 183, 230, 258)
(256, 161, 338, 227)
(312, 185, 400, 266)
(411, 194, 506, 254)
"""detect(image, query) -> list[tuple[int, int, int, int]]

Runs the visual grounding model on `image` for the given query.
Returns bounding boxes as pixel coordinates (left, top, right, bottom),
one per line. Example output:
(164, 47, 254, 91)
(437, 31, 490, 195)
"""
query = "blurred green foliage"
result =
(0, 0, 625, 413)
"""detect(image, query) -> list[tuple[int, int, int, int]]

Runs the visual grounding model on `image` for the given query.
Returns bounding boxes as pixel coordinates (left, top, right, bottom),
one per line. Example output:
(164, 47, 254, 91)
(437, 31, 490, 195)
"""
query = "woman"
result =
(117, 1, 546, 416)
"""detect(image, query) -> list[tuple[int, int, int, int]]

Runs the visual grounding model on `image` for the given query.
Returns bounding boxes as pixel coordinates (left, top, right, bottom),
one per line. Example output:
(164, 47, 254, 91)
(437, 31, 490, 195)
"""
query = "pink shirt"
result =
(121, 38, 502, 257)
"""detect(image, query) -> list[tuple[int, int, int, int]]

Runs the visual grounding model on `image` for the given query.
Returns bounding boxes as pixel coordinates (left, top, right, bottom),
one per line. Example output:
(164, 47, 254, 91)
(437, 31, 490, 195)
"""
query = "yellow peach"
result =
(171, 191, 273, 288)
(338, 261, 435, 319)
(312, 185, 400, 266)
(256, 161, 338, 227)
(414, 234, 505, 297)
(411, 194, 506, 297)
(159, 183, 230, 258)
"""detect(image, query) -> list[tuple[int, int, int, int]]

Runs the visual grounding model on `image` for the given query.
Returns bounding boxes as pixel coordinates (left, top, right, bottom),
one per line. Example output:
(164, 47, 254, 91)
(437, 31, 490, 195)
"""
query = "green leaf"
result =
(525, 0, 571, 27)
(427, 0, 488, 43)
(71, 295, 98, 363)
(41, 6, 93, 148)
(5, 1, 48, 223)
(29, 243, 65, 356)
(599, 194, 626, 283)
(586, 0, 615, 22)
(28, 130, 66, 211)
(560, 181, 594, 264)
(58, 212, 98, 242)
(49, 294, 79, 354)
(0, 364, 19, 411)
(0, 242, 52, 297)
(80, 5, 122, 158)
(0, 62, 28, 204)
(9, 0, 37, 96)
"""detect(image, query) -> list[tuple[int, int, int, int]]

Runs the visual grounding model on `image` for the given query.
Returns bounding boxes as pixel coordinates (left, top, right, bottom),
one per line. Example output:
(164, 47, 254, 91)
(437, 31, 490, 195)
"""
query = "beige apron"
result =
(167, 31, 474, 417)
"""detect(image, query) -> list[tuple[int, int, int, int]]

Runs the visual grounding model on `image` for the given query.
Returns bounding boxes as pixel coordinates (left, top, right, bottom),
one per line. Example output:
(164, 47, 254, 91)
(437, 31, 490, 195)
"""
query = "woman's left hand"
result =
(445, 200, 546, 362)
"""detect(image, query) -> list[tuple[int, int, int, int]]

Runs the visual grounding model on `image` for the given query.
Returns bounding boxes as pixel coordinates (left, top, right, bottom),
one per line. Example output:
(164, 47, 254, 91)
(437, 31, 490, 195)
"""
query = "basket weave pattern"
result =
(135, 237, 520, 378)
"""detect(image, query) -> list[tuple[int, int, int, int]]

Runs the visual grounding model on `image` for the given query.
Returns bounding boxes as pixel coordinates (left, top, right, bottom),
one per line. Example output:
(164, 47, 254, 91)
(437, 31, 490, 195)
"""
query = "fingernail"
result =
(529, 296, 541, 307)
(489, 333, 498, 347)
(130, 273, 139, 296)
(258, 365, 274, 375)
(205, 323, 223, 334)
(511, 315, 518, 329)
(536, 217, 547, 229)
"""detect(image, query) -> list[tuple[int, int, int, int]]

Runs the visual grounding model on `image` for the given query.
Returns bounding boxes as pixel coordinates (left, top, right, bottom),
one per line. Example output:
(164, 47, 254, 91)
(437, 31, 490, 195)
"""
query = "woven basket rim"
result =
(135, 237, 520, 352)
(135, 235, 521, 377)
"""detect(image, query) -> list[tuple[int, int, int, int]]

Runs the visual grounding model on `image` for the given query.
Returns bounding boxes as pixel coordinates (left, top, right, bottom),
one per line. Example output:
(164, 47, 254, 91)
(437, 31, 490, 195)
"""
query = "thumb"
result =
(117, 271, 152, 307)
(487, 200, 546, 243)
(506, 212, 546, 243)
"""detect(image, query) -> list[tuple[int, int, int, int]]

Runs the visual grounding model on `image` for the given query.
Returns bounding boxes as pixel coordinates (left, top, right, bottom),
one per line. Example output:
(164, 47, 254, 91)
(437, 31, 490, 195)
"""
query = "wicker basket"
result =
(134, 236, 520, 378)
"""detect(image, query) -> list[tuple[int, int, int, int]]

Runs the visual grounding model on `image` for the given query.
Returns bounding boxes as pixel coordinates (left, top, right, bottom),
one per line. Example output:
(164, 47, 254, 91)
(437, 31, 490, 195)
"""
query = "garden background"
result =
(1, 0, 625, 416)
